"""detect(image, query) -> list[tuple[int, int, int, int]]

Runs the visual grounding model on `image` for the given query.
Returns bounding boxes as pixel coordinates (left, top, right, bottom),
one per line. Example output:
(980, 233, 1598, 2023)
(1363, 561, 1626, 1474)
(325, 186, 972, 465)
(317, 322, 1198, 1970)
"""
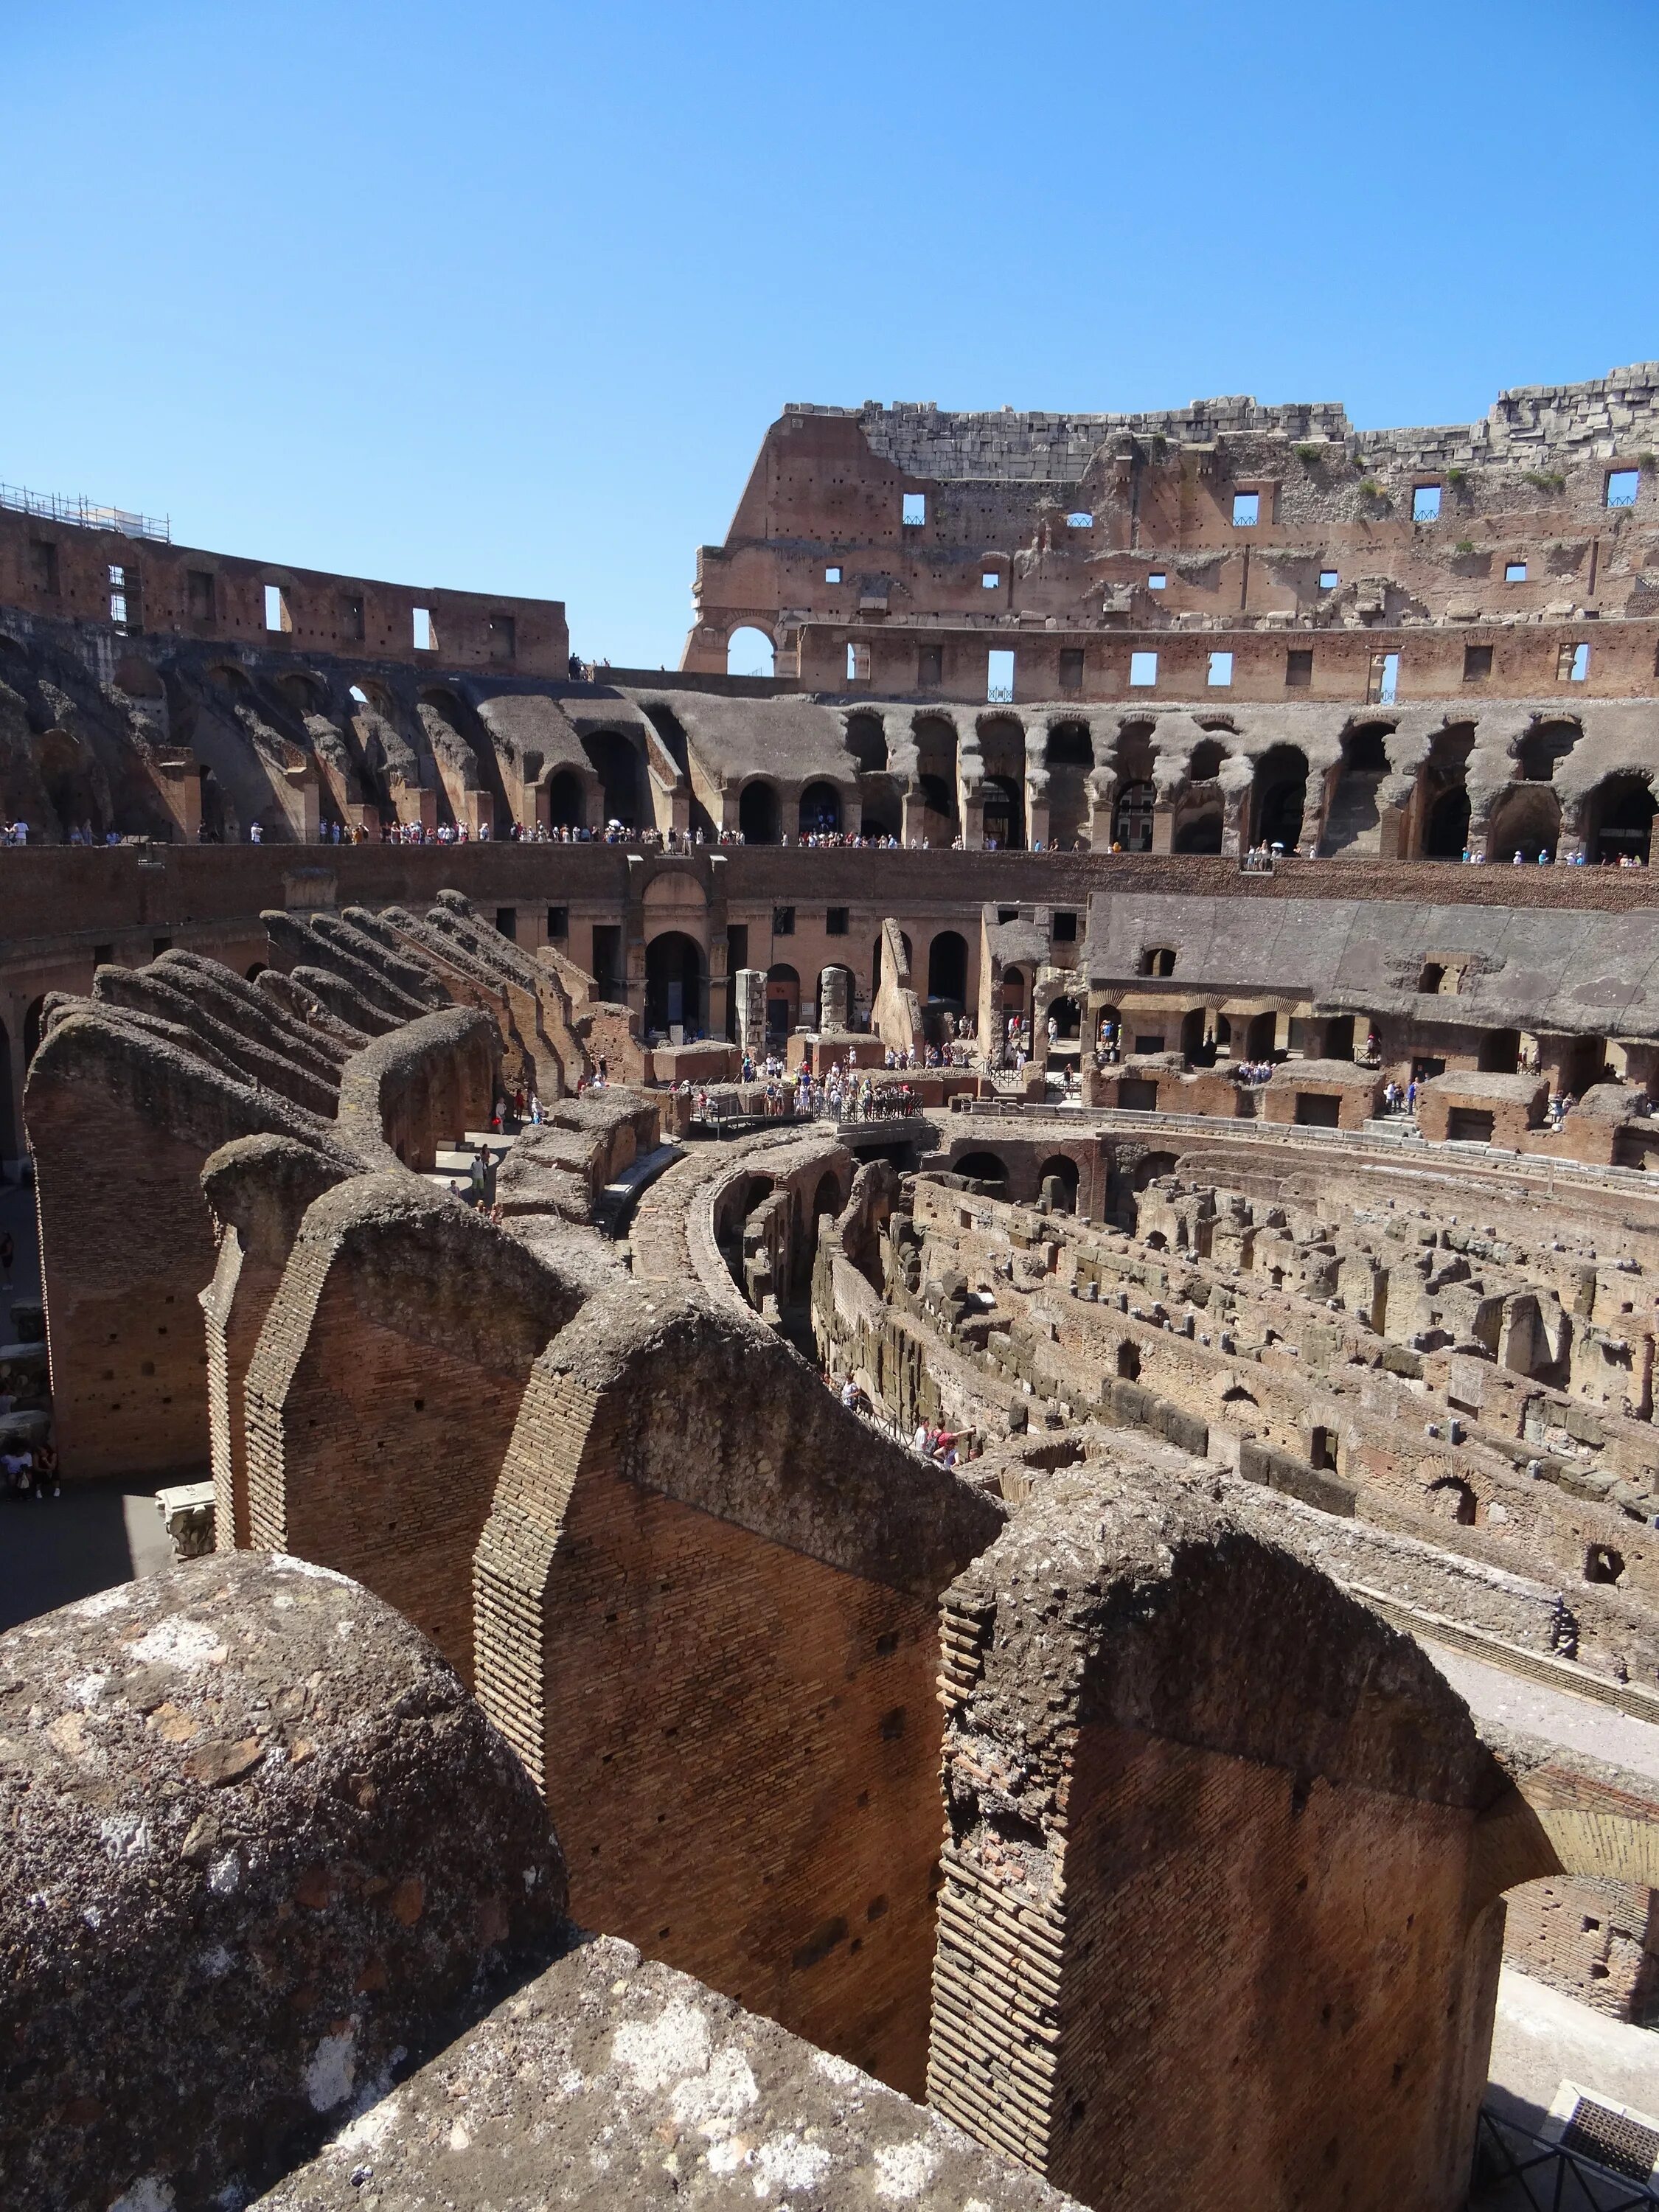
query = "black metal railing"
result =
(1470, 2107, 1659, 2209)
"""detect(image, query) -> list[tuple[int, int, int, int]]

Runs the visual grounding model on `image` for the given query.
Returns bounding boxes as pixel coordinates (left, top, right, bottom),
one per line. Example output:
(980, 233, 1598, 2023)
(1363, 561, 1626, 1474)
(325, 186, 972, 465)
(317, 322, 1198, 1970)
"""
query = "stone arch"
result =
(644, 931, 704, 1034)
(1485, 783, 1562, 863)
(739, 779, 781, 845)
(726, 626, 775, 678)
(1046, 721, 1094, 847)
(580, 729, 645, 830)
(765, 962, 799, 1037)
(927, 931, 969, 1006)
(1514, 718, 1581, 783)
(953, 1149, 1009, 1187)
(1251, 745, 1309, 850)
(1037, 1155, 1079, 1212)
(845, 712, 888, 773)
(913, 714, 960, 842)
(546, 768, 586, 829)
(799, 780, 842, 836)
(1582, 772, 1658, 865)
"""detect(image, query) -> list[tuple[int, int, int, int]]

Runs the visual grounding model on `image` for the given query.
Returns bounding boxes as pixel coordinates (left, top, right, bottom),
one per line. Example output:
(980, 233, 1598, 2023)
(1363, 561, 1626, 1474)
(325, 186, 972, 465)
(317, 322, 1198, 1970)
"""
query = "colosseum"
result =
(4, 366, 1659, 2211)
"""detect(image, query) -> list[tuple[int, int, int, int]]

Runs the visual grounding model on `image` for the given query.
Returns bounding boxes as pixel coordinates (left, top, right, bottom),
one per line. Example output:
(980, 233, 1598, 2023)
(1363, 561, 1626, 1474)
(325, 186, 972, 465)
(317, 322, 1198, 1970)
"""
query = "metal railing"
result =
(1471, 2107, 1659, 2208)
(0, 481, 171, 543)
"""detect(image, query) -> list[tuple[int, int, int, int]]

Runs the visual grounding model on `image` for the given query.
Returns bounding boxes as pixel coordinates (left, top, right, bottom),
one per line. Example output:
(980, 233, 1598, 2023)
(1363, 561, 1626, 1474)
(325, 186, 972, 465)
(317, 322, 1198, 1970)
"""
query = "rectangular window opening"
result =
(495, 907, 518, 941)
(1207, 650, 1234, 688)
(1368, 651, 1400, 706)
(981, 571, 1001, 589)
(1232, 492, 1260, 527)
(1059, 647, 1085, 692)
(487, 613, 516, 664)
(187, 569, 215, 624)
(997, 907, 1020, 925)
(847, 642, 872, 685)
(412, 605, 435, 652)
(773, 906, 796, 936)
(1463, 644, 1493, 683)
(1147, 571, 1167, 591)
(1505, 560, 1528, 582)
(264, 582, 291, 634)
(1066, 512, 1094, 529)
(343, 593, 366, 641)
(93, 944, 113, 967)
(1052, 911, 1078, 942)
(902, 492, 926, 526)
(1318, 568, 1339, 591)
(826, 906, 849, 936)
(1286, 647, 1313, 689)
(1607, 469, 1640, 509)
(546, 905, 568, 939)
(917, 644, 942, 689)
(1412, 484, 1442, 522)
(1129, 650, 1159, 688)
(987, 648, 1015, 703)
(824, 565, 841, 583)
(30, 540, 59, 595)
(1559, 641, 1590, 683)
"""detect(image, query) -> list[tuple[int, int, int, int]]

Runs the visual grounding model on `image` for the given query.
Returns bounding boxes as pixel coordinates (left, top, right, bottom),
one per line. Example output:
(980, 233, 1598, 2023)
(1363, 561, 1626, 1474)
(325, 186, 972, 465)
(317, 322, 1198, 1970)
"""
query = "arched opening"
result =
(727, 627, 775, 678)
(799, 781, 841, 836)
(23, 995, 48, 1068)
(1324, 725, 1391, 854)
(546, 769, 586, 830)
(739, 781, 781, 845)
(1424, 785, 1471, 858)
(914, 717, 960, 842)
(1426, 1476, 1477, 1526)
(1189, 737, 1228, 782)
(35, 728, 106, 841)
(1345, 723, 1392, 772)
(1585, 1543, 1624, 1585)
(1046, 722, 1094, 847)
(1133, 1151, 1178, 1192)
(981, 773, 1025, 849)
(1585, 773, 1658, 865)
(1037, 1155, 1079, 1212)
(1113, 780, 1155, 852)
(955, 1150, 1009, 1188)
(580, 731, 644, 830)
(1251, 745, 1309, 850)
(859, 782, 902, 839)
(1310, 1426, 1338, 1472)
(1478, 1028, 1521, 1074)
(811, 1169, 844, 1223)
(1048, 996, 1083, 1040)
(1174, 809, 1222, 854)
(1516, 720, 1580, 783)
(765, 962, 799, 1040)
(1486, 783, 1562, 863)
(845, 713, 887, 773)
(1116, 1341, 1141, 1380)
(245, 962, 268, 984)
(644, 931, 703, 1034)
(1001, 967, 1029, 1021)
(927, 931, 968, 1006)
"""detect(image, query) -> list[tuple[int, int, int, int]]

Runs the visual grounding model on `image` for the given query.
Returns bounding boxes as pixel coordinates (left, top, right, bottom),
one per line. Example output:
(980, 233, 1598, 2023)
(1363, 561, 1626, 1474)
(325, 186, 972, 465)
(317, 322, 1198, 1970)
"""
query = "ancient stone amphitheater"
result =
(4, 367, 1659, 2211)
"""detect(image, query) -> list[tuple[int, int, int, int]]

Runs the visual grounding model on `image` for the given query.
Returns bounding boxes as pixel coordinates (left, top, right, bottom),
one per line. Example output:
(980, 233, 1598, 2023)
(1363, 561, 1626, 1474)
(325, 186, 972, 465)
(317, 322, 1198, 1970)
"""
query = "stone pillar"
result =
(819, 965, 851, 1032)
(735, 969, 767, 1056)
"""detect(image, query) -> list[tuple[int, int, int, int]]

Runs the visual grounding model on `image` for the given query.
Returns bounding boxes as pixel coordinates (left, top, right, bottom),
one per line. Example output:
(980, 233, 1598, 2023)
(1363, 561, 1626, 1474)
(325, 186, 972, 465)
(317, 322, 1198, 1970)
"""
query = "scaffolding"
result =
(0, 481, 170, 543)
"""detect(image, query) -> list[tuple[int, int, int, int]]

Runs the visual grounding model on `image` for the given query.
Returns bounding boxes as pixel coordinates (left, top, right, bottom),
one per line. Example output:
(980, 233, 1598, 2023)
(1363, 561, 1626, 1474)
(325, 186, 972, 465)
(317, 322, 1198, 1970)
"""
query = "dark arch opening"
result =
(955, 1150, 1009, 1188)
(739, 781, 781, 844)
(1252, 746, 1309, 849)
(546, 769, 585, 830)
(580, 731, 643, 829)
(845, 714, 887, 773)
(1486, 784, 1561, 863)
(1517, 720, 1580, 783)
(246, 962, 268, 984)
(765, 961, 799, 1039)
(1174, 810, 1222, 854)
(644, 931, 703, 1034)
(1037, 1155, 1079, 1212)
(811, 1169, 844, 1222)
(1046, 723, 1093, 767)
(928, 931, 968, 1004)
(1189, 737, 1227, 782)
(1048, 996, 1083, 1039)
(981, 773, 1025, 849)
(1345, 723, 1391, 772)
(799, 781, 841, 836)
(1585, 774, 1657, 866)
(1117, 1341, 1141, 1380)
(1425, 785, 1471, 858)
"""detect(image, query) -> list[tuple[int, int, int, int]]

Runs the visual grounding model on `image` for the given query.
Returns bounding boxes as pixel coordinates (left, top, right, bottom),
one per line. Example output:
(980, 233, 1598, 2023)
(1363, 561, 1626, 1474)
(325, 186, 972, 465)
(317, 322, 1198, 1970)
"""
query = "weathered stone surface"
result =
(254, 1933, 1082, 2212)
(0, 1554, 564, 2211)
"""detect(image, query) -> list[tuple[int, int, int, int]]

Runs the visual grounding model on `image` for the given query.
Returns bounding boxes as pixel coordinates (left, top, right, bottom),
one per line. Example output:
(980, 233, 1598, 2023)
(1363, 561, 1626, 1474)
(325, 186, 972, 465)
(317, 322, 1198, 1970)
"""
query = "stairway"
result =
(1320, 769, 1385, 857)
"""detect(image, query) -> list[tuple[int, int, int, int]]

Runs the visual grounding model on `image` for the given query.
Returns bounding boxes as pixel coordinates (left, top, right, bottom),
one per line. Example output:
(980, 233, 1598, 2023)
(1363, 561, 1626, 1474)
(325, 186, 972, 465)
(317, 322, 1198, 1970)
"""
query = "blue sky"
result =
(3, 1, 1655, 668)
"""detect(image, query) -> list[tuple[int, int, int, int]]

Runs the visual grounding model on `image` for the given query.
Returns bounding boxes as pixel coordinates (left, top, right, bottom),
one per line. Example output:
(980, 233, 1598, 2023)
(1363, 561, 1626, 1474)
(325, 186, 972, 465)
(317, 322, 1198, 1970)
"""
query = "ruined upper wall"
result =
(0, 505, 568, 674)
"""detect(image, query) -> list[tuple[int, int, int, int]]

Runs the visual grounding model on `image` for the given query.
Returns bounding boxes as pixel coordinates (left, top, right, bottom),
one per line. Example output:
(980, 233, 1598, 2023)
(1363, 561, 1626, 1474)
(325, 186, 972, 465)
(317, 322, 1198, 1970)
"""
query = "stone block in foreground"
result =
(0, 1553, 565, 2211)
(255, 1932, 1082, 2211)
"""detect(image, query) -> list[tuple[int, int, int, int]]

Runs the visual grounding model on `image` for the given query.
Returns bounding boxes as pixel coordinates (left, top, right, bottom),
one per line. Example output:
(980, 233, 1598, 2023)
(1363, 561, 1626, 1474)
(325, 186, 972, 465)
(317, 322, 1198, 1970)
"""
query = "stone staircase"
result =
(1321, 770, 1386, 857)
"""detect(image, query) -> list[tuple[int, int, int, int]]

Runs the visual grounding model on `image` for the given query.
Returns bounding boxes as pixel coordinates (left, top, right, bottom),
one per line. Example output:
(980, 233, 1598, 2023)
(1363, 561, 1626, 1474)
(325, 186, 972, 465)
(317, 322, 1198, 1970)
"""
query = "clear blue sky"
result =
(4, 1, 1655, 669)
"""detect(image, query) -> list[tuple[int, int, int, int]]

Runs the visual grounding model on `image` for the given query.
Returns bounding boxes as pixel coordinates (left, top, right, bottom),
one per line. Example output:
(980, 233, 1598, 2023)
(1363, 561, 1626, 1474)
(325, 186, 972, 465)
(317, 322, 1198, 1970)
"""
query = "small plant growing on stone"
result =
(1446, 467, 1467, 489)
(1294, 443, 1323, 464)
(1523, 469, 1566, 493)
(1454, 539, 1476, 555)
(1358, 479, 1385, 501)
(1641, 452, 1658, 472)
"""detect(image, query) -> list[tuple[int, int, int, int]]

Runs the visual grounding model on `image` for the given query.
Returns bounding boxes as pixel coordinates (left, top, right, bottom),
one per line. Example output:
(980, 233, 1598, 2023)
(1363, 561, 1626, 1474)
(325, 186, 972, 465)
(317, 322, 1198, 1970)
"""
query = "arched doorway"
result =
(739, 781, 780, 844)
(955, 1150, 1009, 1187)
(914, 716, 959, 842)
(799, 781, 841, 836)
(1486, 784, 1562, 863)
(928, 931, 968, 1005)
(644, 932, 703, 1034)
(1001, 967, 1028, 1020)
(1424, 785, 1471, 858)
(1037, 1155, 1079, 1212)
(982, 774, 1024, 849)
(581, 731, 643, 830)
(1046, 723, 1094, 846)
(546, 769, 585, 830)
(1251, 746, 1309, 849)
(765, 964, 799, 1040)
(727, 627, 776, 677)
(1585, 774, 1658, 865)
